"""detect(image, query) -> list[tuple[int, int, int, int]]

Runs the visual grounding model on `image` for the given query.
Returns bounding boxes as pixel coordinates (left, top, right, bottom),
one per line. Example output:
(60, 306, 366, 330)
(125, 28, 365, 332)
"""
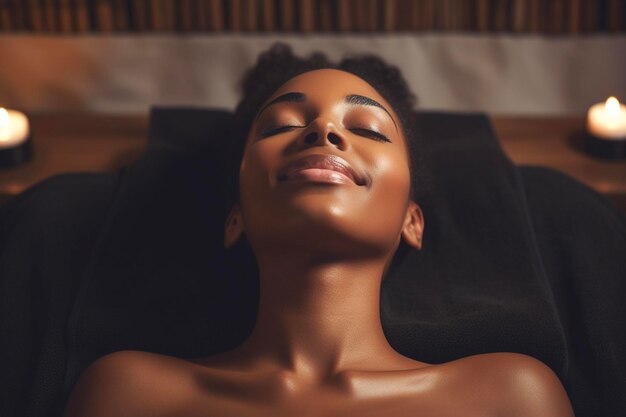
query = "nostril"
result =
(304, 132, 317, 144)
(328, 133, 341, 145)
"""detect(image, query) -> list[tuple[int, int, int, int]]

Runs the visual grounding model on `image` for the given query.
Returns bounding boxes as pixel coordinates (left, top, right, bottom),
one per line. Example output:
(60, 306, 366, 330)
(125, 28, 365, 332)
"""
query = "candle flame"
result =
(605, 96, 621, 117)
(0, 108, 11, 142)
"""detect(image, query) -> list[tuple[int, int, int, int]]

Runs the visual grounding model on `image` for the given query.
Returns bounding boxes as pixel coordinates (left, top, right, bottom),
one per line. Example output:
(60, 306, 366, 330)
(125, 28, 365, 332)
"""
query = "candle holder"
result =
(583, 132, 626, 160)
(0, 132, 33, 169)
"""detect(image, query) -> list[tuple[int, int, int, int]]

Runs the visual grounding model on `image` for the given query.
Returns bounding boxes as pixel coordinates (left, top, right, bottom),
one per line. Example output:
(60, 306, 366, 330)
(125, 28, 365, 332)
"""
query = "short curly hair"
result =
(227, 41, 428, 207)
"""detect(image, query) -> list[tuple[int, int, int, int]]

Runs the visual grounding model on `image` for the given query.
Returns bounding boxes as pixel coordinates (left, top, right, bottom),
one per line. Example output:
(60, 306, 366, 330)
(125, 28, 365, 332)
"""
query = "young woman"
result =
(63, 43, 575, 417)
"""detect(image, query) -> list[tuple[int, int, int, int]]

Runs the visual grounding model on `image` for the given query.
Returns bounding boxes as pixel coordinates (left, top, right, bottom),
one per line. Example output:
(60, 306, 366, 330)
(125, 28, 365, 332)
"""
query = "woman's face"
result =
(227, 68, 422, 261)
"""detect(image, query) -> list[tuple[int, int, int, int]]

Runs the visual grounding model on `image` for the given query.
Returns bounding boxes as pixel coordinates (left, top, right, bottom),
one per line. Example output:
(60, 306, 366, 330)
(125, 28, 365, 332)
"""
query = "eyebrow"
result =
(255, 92, 398, 132)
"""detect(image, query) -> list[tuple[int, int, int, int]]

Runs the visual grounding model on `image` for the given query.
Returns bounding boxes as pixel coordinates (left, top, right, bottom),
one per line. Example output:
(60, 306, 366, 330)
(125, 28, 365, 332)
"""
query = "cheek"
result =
(357, 148, 412, 237)
(237, 141, 283, 228)
(239, 139, 280, 186)
(368, 149, 412, 199)
(239, 145, 268, 201)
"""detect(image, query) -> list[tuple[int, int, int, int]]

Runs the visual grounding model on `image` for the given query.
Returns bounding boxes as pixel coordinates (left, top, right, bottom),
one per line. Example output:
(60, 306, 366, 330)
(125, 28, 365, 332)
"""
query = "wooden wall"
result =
(0, 0, 624, 34)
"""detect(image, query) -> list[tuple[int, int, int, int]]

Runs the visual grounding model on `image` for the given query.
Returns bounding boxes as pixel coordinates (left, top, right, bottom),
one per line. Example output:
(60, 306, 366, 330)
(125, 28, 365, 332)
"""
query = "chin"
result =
(266, 211, 393, 258)
(279, 196, 352, 228)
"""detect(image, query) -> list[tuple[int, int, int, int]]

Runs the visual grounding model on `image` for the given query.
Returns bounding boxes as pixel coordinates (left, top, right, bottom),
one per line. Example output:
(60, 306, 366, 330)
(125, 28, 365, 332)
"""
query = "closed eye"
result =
(259, 125, 303, 138)
(350, 128, 391, 143)
(259, 125, 391, 143)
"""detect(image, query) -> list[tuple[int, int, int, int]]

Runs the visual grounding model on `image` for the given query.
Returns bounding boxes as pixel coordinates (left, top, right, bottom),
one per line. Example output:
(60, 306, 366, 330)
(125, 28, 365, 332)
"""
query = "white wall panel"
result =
(0, 34, 624, 115)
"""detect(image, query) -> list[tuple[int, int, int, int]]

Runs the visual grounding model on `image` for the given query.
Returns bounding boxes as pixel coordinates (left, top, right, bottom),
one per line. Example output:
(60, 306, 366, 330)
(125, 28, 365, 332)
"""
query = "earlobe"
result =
(224, 203, 245, 249)
(401, 201, 424, 250)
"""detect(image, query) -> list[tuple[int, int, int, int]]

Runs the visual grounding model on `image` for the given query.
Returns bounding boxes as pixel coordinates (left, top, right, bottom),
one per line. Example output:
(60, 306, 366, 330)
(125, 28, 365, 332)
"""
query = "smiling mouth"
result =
(277, 154, 366, 186)
(280, 168, 356, 185)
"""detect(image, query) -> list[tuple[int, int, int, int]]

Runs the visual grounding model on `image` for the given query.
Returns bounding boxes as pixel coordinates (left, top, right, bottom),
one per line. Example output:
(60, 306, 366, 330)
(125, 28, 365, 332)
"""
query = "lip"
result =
(277, 153, 366, 186)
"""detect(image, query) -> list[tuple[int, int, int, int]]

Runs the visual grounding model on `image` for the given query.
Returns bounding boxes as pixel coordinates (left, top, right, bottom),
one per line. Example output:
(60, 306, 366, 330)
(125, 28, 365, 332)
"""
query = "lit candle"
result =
(0, 108, 31, 149)
(584, 96, 626, 160)
(0, 107, 33, 169)
(586, 96, 626, 140)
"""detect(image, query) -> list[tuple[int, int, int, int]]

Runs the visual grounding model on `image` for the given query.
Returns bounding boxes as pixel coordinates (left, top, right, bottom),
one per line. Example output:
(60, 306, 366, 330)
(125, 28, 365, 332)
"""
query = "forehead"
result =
(268, 68, 389, 106)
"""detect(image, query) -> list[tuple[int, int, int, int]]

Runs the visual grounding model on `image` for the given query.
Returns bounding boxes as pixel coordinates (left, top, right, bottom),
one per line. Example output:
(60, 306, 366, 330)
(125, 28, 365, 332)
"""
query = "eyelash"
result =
(260, 125, 391, 143)
(351, 128, 391, 143)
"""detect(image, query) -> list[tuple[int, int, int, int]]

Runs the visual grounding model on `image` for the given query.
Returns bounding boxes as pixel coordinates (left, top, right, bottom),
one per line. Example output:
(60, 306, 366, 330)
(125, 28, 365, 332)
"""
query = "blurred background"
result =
(0, 0, 625, 115)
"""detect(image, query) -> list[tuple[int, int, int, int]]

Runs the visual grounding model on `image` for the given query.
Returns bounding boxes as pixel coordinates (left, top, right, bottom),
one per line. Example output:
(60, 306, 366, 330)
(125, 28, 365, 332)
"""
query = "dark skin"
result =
(63, 69, 575, 417)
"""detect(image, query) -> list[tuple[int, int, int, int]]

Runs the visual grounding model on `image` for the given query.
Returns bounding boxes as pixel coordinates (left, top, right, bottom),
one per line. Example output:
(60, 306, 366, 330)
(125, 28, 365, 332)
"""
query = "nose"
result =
(300, 118, 349, 151)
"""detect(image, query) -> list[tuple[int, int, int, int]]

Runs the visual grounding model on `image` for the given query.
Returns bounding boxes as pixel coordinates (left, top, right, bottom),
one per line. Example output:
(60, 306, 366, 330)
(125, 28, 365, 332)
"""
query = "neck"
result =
(230, 254, 409, 382)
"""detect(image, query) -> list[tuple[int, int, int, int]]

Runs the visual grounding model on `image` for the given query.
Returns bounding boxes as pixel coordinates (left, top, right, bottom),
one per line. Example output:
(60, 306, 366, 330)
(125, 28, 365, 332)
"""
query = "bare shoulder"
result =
(453, 352, 575, 417)
(63, 350, 194, 417)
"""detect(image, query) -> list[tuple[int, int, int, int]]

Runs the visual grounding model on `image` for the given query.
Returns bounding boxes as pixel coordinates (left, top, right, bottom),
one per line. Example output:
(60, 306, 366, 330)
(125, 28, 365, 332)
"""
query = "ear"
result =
(224, 203, 245, 249)
(401, 201, 424, 250)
